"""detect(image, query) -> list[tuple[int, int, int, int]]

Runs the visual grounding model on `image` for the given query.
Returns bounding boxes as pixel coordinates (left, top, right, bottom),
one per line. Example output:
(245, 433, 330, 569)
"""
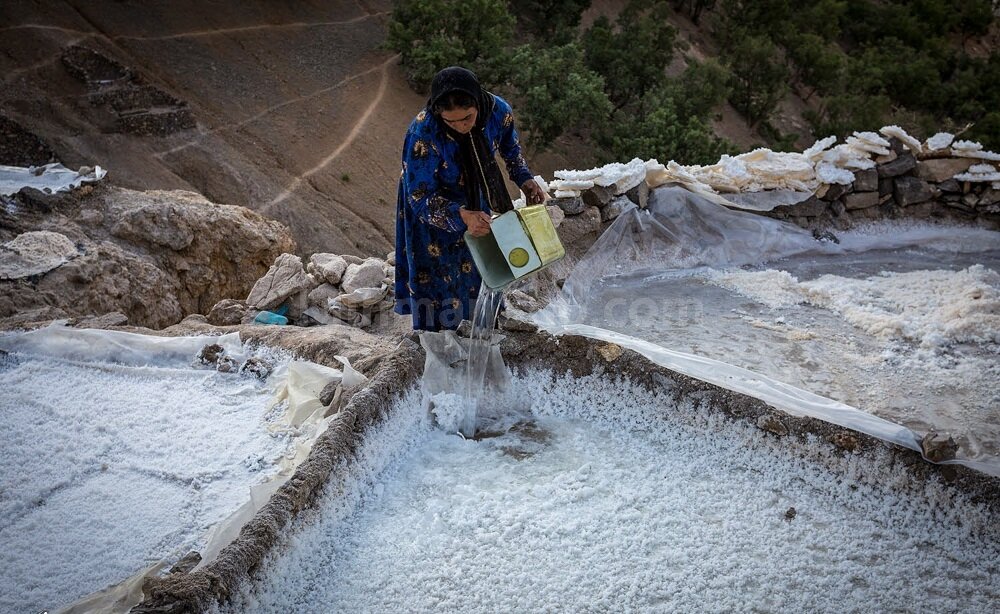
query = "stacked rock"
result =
(207, 251, 396, 329)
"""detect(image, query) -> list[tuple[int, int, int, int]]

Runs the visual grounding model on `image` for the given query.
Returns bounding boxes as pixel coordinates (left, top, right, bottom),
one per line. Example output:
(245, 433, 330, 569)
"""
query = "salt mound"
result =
(706, 265, 1000, 347)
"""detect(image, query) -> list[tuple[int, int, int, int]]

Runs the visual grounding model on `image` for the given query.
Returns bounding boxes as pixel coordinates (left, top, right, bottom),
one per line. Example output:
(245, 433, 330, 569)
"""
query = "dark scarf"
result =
(427, 67, 513, 214)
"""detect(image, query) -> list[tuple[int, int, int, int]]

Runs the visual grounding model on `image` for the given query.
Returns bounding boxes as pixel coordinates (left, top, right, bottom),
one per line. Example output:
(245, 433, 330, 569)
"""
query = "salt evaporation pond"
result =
(0, 328, 301, 613)
(536, 186, 1000, 474)
(570, 234, 1000, 470)
(218, 372, 1000, 613)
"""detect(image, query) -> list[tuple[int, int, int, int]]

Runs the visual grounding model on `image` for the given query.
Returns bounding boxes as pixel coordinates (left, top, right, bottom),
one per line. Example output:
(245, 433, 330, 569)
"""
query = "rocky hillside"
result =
(0, 0, 422, 258)
(0, 184, 294, 328)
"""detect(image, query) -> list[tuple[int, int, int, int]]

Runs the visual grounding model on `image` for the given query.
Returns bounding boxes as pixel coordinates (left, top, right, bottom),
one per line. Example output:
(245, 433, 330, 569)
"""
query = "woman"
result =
(394, 66, 545, 331)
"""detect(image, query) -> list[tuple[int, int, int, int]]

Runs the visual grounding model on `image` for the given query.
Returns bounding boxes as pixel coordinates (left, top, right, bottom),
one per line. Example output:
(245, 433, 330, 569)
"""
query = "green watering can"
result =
(464, 205, 566, 290)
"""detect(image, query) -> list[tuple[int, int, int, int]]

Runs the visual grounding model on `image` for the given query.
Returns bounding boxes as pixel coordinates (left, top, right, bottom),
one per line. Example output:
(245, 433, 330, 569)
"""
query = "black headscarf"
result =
(427, 67, 513, 215)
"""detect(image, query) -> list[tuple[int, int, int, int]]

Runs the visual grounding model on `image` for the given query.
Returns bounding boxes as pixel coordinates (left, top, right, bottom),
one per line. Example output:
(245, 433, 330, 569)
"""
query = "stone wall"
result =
(760, 139, 999, 231)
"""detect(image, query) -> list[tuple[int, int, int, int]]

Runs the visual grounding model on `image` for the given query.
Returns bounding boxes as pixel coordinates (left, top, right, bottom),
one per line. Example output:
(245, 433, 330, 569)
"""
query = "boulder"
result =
(197, 343, 225, 365)
(877, 152, 916, 178)
(937, 179, 962, 193)
(843, 191, 879, 210)
(774, 196, 827, 218)
(551, 196, 587, 215)
(386, 251, 396, 266)
(916, 158, 975, 183)
(921, 432, 958, 463)
(285, 288, 309, 321)
(69, 312, 128, 329)
(0, 186, 294, 328)
(307, 283, 340, 307)
(624, 181, 649, 209)
(0, 231, 80, 280)
(601, 195, 633, 222)
(307, 253, 348, 285)
(342, 254, 364, 265)
(979, 188, 1000, 206)
(852, 169, 878, 192)
(581, 185, 612, 208)
(894, 177, 934, 207)
(246, 253, 311, 311)
(819, 183, 851, 202)
(341, 259, 385, 293)
(336, 284, 387, 309)
(557, 205, 602, 246)
(207, 299, 248, 326)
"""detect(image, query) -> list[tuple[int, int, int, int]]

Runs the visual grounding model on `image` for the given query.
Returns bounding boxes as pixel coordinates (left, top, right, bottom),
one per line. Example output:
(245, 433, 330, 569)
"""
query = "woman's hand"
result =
(460, 208, 492, 237)
(521, 179, 546, 205)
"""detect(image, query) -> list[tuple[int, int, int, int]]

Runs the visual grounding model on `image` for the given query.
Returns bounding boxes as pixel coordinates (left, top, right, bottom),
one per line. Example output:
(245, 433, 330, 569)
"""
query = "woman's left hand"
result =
(521, 179, 546, 205)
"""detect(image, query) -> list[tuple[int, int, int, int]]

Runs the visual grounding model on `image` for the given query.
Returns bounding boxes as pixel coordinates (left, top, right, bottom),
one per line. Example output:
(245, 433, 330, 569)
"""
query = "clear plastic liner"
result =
(722, 189, 813, 211)
(0, 322, 243, 366)
(0, 162, 106, 196)
(535, 186, 1000, 476)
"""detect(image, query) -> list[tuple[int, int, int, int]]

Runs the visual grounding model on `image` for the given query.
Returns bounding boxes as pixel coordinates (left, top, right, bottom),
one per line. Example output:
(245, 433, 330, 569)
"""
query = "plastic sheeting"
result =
(0, 322, 243, 366)
(534, 186, 1000, 476)
(0, 163, 107, 196)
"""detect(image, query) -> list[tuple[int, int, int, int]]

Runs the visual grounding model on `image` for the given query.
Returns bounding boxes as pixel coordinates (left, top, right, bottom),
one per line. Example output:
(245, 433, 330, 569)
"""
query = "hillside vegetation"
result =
(387, 0, 1000, 162)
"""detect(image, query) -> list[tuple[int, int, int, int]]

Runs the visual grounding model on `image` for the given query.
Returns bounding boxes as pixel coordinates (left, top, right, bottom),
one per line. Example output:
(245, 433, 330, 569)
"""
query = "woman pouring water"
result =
(394, 66, 546, 331)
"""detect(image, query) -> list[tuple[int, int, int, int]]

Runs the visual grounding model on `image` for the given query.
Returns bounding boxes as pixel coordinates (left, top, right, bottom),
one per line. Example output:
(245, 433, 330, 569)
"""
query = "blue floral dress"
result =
(394, 94, 533, 331)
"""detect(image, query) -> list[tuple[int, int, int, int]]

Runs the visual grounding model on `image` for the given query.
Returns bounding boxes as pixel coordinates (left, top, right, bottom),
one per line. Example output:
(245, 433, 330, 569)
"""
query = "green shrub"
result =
(508, 43, 613, 145)
(386, 0, 515, 90)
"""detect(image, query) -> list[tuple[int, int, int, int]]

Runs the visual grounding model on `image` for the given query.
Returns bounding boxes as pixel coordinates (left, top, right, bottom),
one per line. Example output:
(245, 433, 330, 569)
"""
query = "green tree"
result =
(508, 43, 613, 146)
(786, 33, 845, 100)
(725, 34, 789, 127)
(386, 0, 515, 90)
(667, 0, 717, 23)
(509, 0, 592, 44)
(803, 92, 891, 138)
(582, 0, 678, 110)
(605, 84, 735, 164)
(602, 60, 733, 163)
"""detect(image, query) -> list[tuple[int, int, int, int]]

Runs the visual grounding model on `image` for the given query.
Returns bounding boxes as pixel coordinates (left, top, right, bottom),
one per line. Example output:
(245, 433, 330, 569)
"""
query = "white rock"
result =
(246, 253, 311, 311)
(307, 283, 340, 307)
(335, 284, 388, 309)
(554, 189, 581, 198)
(925, 132, 954, 151)
(853, 131, 891, 149)
(341, 259, 385, 293)
(846, 135, 890, 156)
(816, 162, 855, 185)
(955, 170, 1000, 182)
(880, 125, 922, 154)
(951, 140, 983, 152)
(386, 251, 396, 266)
(0, 231, 80, 280)
(803, 136, 838, 160)
(550, 179, 595, 190)
(952, 149, 1000, 161)
(307, 253, 348, 285)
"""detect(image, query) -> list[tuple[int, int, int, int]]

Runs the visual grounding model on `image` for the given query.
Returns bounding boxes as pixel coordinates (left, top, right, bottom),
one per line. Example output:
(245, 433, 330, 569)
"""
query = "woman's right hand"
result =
(460, 208, 492, 237)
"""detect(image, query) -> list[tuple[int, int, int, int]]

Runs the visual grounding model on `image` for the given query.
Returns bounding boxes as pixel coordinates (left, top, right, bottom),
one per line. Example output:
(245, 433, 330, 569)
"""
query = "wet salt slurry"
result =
(217, 372, 1000, 613)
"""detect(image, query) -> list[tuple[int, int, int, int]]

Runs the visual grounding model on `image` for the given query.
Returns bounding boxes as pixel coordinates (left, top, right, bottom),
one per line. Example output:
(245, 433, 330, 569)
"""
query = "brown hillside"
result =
(2, 0, 832, 260)
(1, 0, 426, 257)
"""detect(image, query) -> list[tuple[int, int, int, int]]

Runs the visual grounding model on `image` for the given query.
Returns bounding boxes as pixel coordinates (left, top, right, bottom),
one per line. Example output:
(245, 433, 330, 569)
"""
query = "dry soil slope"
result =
(0, 0, 426, 257)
